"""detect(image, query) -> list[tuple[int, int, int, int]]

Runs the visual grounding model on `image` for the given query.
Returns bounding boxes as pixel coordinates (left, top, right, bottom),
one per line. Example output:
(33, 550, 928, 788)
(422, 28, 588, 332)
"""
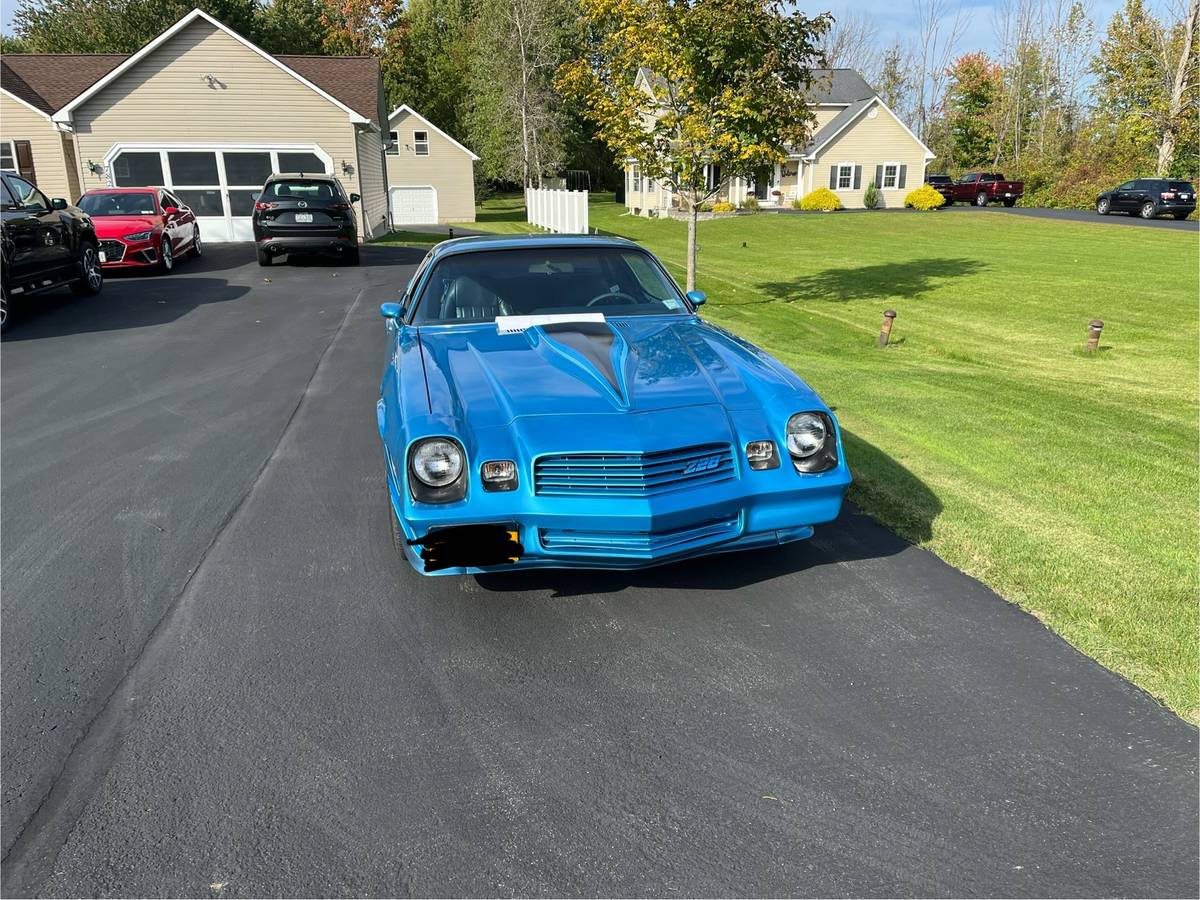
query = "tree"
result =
(872, 43, 913, 115)
(912, 0, 970, 139)
(1156, 0, 1199, 175)
(257, 0, 330, 54)
(12, 0, 262, 51)
(820, 10, 878, 73)
(944, 52, 1001, 167)
(558, 0, 830, 292)
(388, 0, 478, 138)
(468, 0, 576, 186)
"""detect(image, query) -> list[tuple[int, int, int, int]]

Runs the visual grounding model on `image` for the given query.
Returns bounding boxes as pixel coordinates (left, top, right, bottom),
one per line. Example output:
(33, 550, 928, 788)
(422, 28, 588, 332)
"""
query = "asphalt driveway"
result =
(942, 203, 1199, 230)
(2, 244, 1196, 897)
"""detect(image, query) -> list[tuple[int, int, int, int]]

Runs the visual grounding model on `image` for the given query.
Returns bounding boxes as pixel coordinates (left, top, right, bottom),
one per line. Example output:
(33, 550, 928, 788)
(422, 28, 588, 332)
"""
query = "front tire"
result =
(188, 226, 203, 258)
(257, 248, 272, 267)
(158, 235, 174, 274)
(1173, 212, 1190, 220)
(1097, 197, 1110, 215)
(1002, 198, 1016, 207)
(1, 283, 9, 334)
(1140, 201, 1157, 219)
(975, 192, 989, 207)
(70, 242, 103, 295)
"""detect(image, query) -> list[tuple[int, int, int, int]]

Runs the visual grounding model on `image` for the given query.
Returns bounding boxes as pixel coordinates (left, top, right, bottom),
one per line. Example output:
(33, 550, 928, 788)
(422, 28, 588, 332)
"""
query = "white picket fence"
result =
(525, 187, 589, 234)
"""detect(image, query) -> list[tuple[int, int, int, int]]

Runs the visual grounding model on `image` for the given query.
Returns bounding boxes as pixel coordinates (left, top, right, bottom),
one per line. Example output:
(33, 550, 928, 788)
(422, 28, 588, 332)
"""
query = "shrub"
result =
(797, 187, 842, 211)
(863, 181, 881, 209)
(739, 196, 760, 210)
(905, 184, 947, 210)
(710, 201, 736, 213)
(697, 201, 714, 212)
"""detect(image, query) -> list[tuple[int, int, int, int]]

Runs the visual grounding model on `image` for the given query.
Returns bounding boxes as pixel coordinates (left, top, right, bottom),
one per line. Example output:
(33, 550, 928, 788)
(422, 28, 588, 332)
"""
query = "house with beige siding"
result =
(624, 68, 935, 214)
(385, 105, 478, 224)
(0, 9, 474, 242)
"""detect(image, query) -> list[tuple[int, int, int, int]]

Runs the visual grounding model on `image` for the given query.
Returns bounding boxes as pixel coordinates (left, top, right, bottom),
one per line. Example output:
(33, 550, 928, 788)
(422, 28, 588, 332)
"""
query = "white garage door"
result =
(390, 186, 438, 226)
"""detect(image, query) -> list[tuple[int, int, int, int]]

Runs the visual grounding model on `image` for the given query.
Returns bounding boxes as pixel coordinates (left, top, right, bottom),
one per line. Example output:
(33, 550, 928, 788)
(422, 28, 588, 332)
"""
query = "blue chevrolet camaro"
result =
(377, 234, 851, 575)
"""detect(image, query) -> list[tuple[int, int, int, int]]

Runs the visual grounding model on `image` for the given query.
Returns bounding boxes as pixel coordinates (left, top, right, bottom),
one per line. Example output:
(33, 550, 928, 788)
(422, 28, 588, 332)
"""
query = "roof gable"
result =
(387, 104, 480, 161)
(50, 9, 374, 127)
(1, 54, 128, 114)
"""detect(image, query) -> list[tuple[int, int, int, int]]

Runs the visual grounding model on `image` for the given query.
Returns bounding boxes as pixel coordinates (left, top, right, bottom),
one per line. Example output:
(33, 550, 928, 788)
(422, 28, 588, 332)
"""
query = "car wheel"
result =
(257, 249, 272, 267)
(1140, 201, 1157, 219)
(158, 235, 174, 273)
(1097, 197, 1110, 215)
(344, 246, 360, 266)
(189, 226, 203, 258)
(975, 192, 989, 207)
(0, 283, 9, 334)
(1002, 198, 1016, 207)
(70, 242, 103, 295)
(1173, 212, 1190, 220)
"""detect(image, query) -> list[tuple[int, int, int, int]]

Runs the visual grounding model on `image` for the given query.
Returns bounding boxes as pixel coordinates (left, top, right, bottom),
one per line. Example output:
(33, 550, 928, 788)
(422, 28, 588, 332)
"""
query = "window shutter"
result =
(898, 164, 907, 188)
(14, 141, 36, 184)
(829, 166, 837, 189)
(875, 165, 883, 188)
(853, 165, 862, 189)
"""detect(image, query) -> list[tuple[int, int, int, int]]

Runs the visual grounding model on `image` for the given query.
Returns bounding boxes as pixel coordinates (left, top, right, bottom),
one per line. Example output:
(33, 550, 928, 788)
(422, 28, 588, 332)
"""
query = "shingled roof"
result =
(1, 50, 383, 127)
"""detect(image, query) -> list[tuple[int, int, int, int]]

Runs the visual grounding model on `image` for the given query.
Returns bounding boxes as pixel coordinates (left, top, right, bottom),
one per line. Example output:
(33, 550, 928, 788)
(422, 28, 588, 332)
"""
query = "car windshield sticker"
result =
(663, 298, 684, 310)
(496, 313, 607, 334)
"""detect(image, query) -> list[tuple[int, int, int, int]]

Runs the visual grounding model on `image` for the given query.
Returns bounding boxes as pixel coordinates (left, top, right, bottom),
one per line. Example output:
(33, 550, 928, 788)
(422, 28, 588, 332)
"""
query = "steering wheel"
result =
(586, 291, 639, 307)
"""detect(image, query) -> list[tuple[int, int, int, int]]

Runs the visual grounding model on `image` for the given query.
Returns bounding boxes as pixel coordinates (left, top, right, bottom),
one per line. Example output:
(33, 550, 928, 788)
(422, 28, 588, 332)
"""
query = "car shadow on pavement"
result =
(1, 277, 251, 341)
(740, 258, 986, 306)
(474, 429, 941, 597)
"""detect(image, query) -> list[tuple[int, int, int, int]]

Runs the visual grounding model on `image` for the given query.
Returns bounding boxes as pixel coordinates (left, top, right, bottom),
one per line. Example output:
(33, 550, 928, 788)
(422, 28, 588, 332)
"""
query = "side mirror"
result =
(350, 192, 361, 203)
(686, 290, 707, 308)
(163, 206, 179, 215)
(380, 301, 405, 321)
(51, 198, 68, 210)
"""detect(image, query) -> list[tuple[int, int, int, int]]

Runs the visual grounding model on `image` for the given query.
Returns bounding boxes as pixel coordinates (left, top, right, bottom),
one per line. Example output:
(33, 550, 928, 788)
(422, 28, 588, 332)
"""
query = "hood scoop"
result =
(496, 313, 606, 334)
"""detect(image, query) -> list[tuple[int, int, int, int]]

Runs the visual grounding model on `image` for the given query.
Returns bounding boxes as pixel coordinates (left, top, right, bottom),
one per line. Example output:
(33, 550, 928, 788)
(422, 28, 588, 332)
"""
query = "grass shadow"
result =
(746, 258, 988, 305)
(841, 428, 941, 545)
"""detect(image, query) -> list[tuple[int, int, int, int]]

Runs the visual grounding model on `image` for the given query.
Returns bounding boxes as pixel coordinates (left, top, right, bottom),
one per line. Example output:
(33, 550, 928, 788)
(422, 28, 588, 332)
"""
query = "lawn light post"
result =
(1086, 319, 1104, 352)
(878, 309, 897, 348)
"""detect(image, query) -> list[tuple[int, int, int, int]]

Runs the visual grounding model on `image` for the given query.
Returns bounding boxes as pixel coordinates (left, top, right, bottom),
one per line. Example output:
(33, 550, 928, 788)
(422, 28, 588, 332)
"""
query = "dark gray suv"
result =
(251, 173, 361, 266)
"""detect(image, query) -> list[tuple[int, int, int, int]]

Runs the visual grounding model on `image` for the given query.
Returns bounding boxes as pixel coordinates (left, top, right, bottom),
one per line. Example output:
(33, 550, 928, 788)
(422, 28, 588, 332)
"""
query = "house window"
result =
(837, 163, 853, 190)
(0, 140, 16, 174)
(386, 131, 399, 155)
(883, 163, 899, 189)
(633, 165, 641, 192)
(704, 163, 722, 192)
(413, 130, 429, 156)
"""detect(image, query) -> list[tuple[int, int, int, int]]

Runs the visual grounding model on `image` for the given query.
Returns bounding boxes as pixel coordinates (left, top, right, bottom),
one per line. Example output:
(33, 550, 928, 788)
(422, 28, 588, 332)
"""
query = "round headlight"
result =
(786, 413, 827, 458)
(411, 439, 463, 487)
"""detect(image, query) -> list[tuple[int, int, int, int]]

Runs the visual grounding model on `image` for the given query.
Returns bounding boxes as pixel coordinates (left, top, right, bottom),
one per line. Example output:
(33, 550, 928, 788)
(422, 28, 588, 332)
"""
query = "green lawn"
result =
(382, 195, 1200, 723)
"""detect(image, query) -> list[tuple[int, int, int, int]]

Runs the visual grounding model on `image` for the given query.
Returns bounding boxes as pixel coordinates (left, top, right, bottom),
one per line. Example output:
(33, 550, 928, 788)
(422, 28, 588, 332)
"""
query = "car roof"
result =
(267, 172, 337, 181)
(425, 233, 642, 262)
(82, 186, 160, 193)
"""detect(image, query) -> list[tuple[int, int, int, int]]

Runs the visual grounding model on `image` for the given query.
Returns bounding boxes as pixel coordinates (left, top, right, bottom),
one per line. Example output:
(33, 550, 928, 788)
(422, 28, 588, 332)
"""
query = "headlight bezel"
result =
(786, 411, 839, 474)
(408, 437, 467, 503)
(122, 230, 153, 242)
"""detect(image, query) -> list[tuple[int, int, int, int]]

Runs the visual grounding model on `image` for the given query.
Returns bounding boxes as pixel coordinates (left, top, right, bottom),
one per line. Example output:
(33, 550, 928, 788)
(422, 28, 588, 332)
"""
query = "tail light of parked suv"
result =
(254, 200, 278, 211)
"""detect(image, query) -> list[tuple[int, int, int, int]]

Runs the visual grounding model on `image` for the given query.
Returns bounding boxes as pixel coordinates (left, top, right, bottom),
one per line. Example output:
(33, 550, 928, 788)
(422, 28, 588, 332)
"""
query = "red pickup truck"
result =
(938, 172, 1024, 207)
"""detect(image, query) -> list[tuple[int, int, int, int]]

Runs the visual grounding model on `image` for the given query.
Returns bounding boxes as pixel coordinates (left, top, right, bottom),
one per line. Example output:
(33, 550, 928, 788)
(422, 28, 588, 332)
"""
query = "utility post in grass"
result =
(557, 0, 831, 292)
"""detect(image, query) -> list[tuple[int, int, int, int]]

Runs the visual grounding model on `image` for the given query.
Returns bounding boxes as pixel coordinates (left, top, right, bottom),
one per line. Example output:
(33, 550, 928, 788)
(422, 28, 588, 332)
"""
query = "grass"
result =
(388, 193, 1200, 723)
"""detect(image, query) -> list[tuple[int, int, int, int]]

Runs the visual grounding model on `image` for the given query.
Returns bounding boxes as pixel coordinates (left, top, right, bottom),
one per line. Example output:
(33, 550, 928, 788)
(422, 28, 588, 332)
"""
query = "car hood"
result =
(411, 315, 823, 430)
(90, 216, 161, 237)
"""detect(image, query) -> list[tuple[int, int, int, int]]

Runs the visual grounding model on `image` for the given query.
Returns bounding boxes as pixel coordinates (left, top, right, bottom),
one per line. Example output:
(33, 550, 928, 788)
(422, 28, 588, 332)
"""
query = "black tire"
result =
(343, 246, 360, 266)
(388, 493, 405, 550)
(1140, 201, 1157, 219)
(257, 249, 272, 267)
(1002, 198, 1016, 207)
(70, 242, 103, 295)
(1, 283, 9, 334)
(189, 226, 203, 258)
(1097, 197, 1110, 215)
(158, 235, 175, 274)
(1173, 212, 1189, 220)
(975, 192, 989, 207)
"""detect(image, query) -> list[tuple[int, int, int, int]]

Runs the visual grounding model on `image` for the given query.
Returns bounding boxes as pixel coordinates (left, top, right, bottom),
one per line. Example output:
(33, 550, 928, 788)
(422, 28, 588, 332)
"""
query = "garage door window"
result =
(167, 151, 219, 185)
(112, 152, 165, 186)
(278, 152, 326, 174)
(174, 189, 223, 216)
(224, 152, 272, 186)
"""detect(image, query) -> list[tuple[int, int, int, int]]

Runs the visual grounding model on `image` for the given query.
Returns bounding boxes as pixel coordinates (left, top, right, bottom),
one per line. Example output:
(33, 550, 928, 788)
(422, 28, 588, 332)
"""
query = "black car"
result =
(1096, 178, 1196, 220)
(1, 172, 103, 331)
(251, 173, 361, 266)
(925, 174, 952, 187)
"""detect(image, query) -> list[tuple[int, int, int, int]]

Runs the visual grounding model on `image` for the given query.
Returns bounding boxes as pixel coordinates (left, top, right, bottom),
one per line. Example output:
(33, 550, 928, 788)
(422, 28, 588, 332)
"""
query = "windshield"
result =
(78, 192, 157, 216)
(410, 247, 690, 324)
(263, 180, 341, 201)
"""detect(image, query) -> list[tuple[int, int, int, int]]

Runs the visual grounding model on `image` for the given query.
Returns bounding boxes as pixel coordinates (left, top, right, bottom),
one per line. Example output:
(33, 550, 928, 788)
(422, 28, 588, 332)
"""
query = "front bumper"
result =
(386, 458, 850, 576)
(98, 238, 159, 268)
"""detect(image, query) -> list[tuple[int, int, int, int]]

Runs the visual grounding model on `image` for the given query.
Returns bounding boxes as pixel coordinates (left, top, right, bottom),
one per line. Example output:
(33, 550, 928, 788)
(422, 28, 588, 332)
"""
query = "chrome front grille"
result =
(534, 443, 735, 498)
(98, 240, 125, 262)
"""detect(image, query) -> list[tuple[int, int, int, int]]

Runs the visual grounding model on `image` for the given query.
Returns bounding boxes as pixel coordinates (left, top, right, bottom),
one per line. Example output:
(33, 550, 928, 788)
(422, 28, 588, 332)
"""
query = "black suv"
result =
(252, 173, 361, 266)
(1, 173, 103, 331)
(1096, 179, 1196, 220)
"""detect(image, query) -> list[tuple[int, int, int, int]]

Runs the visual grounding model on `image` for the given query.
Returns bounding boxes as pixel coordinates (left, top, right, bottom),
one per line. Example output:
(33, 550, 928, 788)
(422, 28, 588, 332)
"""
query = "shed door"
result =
(390, 186, 438, 226)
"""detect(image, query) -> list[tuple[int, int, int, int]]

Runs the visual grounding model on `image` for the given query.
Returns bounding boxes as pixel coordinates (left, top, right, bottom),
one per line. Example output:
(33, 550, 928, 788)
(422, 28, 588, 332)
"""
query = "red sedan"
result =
(76, 187, 202, 272)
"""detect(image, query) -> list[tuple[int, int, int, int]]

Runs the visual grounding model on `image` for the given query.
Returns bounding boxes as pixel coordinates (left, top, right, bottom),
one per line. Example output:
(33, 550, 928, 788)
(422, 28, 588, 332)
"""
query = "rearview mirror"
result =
(51, 198, 68, 210)
(686, 290, 707, 308)
(350, 192, 361, 203)
(380, 302, 405, 320)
